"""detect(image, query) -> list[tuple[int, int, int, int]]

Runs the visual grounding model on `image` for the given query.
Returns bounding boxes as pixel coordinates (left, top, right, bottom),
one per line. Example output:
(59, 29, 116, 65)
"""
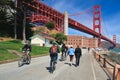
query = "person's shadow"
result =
(46, 67, 51, 73)
(64, 62, 76, 67)
(59, 59, 64, 61)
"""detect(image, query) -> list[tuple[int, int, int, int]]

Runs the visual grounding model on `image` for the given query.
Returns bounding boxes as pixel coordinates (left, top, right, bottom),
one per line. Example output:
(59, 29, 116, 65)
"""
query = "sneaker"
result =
(75, 65, 78, 67)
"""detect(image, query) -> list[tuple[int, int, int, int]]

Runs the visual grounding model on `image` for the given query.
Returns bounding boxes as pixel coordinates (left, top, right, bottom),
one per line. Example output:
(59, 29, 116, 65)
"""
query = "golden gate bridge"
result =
(17, 0, 116, 47)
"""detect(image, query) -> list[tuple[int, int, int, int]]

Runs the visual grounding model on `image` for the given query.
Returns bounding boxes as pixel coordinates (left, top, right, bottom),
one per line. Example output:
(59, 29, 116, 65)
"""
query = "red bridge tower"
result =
(113, 35, 116, 47)
(93, 5, 101, 47)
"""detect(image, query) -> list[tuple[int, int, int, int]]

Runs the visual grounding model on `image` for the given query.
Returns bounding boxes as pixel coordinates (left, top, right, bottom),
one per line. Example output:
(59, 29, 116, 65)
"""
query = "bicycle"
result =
(18, 50, 31, 67)
(50, 56, 57, 73)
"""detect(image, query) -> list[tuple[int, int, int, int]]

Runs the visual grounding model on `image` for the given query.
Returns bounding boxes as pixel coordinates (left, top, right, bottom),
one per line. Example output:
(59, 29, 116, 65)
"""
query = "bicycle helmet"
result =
(52, 41, 57, 45)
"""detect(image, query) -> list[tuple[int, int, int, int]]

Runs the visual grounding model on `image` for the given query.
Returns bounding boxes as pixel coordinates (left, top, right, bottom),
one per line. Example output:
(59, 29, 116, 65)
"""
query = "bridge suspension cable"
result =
(101, 16, 110, 39)
(116, 35, 120, 43)
(68, 7, 93, 16)
(68, 7, 93, 30)
(117, 35, 120, 38)
(68, 6, 109, 39)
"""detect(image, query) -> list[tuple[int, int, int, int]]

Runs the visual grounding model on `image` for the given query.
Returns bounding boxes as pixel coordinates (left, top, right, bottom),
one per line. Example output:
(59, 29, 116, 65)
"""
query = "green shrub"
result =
(103, 52, 120, 64)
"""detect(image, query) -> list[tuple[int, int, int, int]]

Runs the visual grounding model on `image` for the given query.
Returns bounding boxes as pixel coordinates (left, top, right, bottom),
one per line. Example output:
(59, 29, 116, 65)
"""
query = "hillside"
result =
(0, 40, 49, 61)
(102, 41, 113, 49)
(102, 41, 120, 49)
(31, 26, 60, 35)
(0, 37, 15, 41)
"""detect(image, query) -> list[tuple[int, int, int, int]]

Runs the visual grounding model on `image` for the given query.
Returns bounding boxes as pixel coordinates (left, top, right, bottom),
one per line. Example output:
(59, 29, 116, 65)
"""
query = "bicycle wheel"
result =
(26, 55, 31, 64)
(18, 57, 24, 67)
(50, 60, 55, 73)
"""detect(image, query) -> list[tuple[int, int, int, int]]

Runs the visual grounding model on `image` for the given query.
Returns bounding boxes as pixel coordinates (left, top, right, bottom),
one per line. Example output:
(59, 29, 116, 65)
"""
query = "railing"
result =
(93, 50, 120, 80)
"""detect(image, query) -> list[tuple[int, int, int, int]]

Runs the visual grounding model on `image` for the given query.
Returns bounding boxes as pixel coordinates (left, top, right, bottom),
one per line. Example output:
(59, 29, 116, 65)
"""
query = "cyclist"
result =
(49, 41, 60, 71)
(22, 41, 32, 53)
(22, 41, 32, 59)
(18, 41, 32, 66)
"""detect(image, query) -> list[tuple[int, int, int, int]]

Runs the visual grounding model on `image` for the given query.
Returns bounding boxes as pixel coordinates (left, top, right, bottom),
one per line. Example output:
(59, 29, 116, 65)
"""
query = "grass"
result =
(31, 46, 50, 56)
(0, 40, 50, 61)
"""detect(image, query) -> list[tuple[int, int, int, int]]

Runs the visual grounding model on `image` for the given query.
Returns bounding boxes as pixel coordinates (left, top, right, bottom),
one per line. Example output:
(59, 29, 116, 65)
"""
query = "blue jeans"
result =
(50, 53, 58, 67)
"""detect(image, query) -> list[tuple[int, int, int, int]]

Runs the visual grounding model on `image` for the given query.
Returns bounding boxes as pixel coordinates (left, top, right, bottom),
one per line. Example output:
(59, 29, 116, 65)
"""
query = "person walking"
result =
(61, 43, 68, 61)
(75, 45, 82, 67)
(67, 46, 75, 66)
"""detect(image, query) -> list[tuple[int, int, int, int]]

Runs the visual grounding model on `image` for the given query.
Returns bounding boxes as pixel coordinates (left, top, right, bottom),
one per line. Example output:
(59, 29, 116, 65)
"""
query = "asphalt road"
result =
(0, 49, 110, 80)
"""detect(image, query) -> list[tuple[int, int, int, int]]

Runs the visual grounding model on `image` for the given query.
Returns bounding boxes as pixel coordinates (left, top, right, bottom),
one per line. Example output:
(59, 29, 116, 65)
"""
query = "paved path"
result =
(0, 50, 110, 80)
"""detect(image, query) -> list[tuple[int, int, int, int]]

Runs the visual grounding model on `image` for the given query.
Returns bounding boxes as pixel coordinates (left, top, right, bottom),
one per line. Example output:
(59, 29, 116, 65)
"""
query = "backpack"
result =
(51, 46, 57, 54)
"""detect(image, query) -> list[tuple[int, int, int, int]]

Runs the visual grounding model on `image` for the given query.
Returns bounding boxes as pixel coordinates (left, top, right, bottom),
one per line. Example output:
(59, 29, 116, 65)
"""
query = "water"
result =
(111, 48, 120, 54)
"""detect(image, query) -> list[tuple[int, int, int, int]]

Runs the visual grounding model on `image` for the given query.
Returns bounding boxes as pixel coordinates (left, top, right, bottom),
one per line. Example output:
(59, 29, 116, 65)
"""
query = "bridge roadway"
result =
(0, 49, 110, 80)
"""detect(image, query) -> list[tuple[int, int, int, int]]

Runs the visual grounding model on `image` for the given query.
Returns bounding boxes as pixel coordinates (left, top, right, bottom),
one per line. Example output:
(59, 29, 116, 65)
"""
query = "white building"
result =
(30, 34, 55, 47)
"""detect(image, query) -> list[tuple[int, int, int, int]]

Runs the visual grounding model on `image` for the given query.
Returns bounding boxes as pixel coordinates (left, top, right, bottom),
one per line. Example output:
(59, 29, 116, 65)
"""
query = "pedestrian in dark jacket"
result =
(75, 45, 82, 67)
(61, 43, 68, 61)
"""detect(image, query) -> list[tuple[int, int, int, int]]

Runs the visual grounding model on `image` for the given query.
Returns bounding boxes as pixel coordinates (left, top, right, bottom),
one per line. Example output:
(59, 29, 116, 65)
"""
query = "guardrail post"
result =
(93, 52, 95, 58)
(98, 55, 101, 62)
(113, 66, 116, 80)
(103, 58, 106, 68)
(117, 68, 120, 80)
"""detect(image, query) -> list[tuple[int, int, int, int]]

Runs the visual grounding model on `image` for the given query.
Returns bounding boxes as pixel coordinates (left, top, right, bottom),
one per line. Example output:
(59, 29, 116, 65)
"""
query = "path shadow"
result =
(72, 63, 77, 67)
(59, 59, 65, 61)
(64, 62, 70, 65)
(64, 62, 78, 67)
(64, 62, 72, 66)
(46, 67, 51, 73)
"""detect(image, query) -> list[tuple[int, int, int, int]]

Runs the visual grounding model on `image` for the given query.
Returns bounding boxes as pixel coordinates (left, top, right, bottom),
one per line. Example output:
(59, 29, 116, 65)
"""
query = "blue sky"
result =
(40, 0, 120, 43)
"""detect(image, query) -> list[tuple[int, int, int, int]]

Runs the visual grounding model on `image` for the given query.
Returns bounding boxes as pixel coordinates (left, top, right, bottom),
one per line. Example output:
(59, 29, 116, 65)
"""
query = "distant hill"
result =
(102, 41, 113, 49)
(102, 41, 120, 49)
(116, 43, 120, 48)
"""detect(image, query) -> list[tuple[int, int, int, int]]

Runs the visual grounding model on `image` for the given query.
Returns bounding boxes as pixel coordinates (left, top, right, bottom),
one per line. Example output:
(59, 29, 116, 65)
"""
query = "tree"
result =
(17, 0, 27, 41)
(0, 0, 14, 23)
(0, 0, 15, 37)
(0, 0, 33, 39)
(17, 0, 40, 41)
(55, 33, 67, 45)
(45, 22, 54, 30)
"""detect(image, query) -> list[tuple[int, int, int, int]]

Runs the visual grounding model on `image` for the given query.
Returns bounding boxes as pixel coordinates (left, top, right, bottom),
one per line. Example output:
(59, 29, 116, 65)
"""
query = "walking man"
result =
(61, 43, 68, 61)
(75, 45, 82, 67)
